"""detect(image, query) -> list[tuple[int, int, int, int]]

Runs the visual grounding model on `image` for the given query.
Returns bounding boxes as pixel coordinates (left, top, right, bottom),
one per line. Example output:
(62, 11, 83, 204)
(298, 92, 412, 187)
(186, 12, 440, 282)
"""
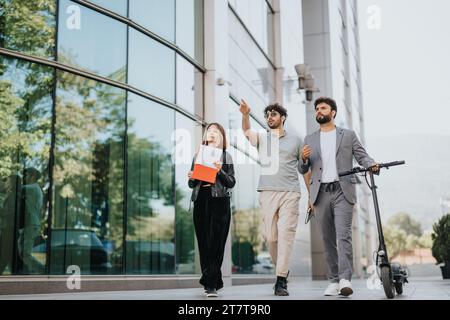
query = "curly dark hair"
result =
(314, 97, 337, 118)
(264, 103, 288, 124)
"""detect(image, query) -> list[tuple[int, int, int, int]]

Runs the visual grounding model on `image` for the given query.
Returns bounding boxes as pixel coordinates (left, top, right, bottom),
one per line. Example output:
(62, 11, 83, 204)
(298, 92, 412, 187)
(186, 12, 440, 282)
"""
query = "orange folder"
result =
(191, 145, 222, 184)
(191, 163, 218, 184)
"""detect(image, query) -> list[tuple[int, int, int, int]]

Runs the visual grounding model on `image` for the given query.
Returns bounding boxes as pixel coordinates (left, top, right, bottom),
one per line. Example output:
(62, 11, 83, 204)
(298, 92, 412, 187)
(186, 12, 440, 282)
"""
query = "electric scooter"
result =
(339, 160, 409, 299)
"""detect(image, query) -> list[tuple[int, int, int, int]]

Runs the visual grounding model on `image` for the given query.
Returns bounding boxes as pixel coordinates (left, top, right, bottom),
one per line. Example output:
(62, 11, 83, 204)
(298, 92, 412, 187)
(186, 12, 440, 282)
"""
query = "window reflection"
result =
(228, 11, 276, 123)
(52, 70, 126, 275)
(176, 0, 204, 64)
(58, 0, 127, 82)
(225, 98, 267, 274)
(89, 0, 128, 16)
(1, 0, 206, 277)
(128, 28, 175, 103)
(0, 1, 56, 59)
(229, 0, 274, 58)
(0, 56, 53, 275)
(129, 0, 175, 43)
(126, 93, 175, 274)
(176, 55, 203, 116)
(174, 114, 202, 274)
(225, 99, 261, 159)
(231, 150, 272, 275)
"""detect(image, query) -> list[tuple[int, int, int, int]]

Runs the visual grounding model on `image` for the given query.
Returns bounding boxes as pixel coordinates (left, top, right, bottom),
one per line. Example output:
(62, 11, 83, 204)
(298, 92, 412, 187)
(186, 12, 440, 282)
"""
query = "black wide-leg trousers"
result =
(193, 186, 231, 290)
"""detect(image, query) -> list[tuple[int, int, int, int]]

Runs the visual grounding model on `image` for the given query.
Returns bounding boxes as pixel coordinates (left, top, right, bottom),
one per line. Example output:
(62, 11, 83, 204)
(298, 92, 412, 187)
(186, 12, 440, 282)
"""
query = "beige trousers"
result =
(259, 191, 301, 277)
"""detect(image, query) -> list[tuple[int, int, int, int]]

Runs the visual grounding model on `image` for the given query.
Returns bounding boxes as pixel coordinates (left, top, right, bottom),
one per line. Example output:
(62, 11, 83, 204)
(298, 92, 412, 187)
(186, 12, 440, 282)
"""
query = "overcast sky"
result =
(356, 0, 450, 227)
(358, 0, 450, 140)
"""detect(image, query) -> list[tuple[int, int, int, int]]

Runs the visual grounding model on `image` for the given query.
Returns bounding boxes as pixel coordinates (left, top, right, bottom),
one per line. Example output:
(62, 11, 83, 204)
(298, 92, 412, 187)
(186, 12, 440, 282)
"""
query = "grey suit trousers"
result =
(314, 182, 354, 283)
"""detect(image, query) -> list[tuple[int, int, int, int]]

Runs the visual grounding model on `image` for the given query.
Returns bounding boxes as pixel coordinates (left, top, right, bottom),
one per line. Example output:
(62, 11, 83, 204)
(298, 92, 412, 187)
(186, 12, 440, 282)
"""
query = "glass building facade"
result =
(0, 0, 204, 275)
(302, 0, 375, 279)
(0, 0, 280, 278)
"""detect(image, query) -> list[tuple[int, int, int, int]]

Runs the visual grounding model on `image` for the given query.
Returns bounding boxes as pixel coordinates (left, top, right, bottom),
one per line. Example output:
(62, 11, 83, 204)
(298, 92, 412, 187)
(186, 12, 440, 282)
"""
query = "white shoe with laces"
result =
(339, 279, 353, 297)
(324, 283, 340, 296)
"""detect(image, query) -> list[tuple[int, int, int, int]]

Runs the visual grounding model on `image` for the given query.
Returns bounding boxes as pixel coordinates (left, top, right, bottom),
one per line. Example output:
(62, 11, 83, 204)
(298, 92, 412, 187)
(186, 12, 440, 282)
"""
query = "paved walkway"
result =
(0, 277, 448, 300)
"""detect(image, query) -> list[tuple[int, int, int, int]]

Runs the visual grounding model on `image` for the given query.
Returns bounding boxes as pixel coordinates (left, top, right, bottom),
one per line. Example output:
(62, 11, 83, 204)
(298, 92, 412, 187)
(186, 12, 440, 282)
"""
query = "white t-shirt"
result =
(320, 129, 339, 183)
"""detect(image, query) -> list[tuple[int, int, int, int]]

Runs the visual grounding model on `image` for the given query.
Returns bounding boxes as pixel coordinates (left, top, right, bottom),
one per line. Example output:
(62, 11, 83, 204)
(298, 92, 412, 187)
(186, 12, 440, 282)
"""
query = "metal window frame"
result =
(228, 1, 276, 70)
(0, 49, 206, 126)
(229, 93, 268, 130)
(73, 0, 206, 73)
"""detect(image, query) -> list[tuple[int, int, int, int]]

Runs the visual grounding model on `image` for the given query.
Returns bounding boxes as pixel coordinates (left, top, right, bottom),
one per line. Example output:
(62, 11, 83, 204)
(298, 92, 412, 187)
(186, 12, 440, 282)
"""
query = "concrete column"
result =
(302, 0, 332, 281)
(272, 0, 284, 105)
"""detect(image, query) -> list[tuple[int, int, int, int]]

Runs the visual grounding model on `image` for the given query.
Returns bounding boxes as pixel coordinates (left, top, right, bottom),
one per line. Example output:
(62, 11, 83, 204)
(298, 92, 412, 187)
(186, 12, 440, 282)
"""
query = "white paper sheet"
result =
(195, 145, 223, 169)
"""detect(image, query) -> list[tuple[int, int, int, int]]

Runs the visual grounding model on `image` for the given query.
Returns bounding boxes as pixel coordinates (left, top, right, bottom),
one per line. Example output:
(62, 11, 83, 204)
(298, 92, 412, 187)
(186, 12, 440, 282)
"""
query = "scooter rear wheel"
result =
(380, 266, 395, 299)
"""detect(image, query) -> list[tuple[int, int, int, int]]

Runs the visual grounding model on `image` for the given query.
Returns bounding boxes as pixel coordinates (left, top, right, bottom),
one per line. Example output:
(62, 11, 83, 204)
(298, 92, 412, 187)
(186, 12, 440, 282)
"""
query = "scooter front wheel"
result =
(394, 282, 403, 295)
(380, 266, 395, 299)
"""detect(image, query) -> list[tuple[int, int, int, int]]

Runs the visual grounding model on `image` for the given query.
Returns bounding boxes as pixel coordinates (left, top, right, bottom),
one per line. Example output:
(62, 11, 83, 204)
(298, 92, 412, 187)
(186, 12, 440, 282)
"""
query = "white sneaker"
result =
(339, 279, 353, 296)
(324, 283, 340, 296)
(206, 288, 218, 297)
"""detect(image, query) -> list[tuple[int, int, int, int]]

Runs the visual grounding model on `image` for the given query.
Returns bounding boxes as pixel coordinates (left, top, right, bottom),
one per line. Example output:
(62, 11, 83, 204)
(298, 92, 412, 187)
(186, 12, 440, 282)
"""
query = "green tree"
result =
(431, 214, 450, 264)
(387, 212, 423, 237)
(0, 0, 56, 180)
(175, 185, 195, 267)
(384, 212, 433, 259)
(0, 0, 56, 58)
(383, 225, 407, 258)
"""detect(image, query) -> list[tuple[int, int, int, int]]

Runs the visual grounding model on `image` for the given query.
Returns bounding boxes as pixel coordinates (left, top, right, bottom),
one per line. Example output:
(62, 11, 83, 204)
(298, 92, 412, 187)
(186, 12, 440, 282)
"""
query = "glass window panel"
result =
(58, 0, 127, 82)
(225, 98, 263, 160)
(175, 0, 204, 64)
(0, 1, 56, 59)
(51, 70, 126, 275)
(229, 0, 274, 58)
(176, 55, 203, 116)
(126, 93, 175, 274)
(0, 56, 53, 275)
(128, 28, 175, 103)
(174, 113, 202, 274)
(228, 10, 276, 123)
(89, 0, 128, 16)
(231, 148, 268, 275)
(129, 0, 175, 43)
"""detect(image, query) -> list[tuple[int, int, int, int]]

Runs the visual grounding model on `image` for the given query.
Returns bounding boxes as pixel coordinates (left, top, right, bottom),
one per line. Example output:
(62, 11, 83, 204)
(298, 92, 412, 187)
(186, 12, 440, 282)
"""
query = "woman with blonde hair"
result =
(188, 123, 236, 297)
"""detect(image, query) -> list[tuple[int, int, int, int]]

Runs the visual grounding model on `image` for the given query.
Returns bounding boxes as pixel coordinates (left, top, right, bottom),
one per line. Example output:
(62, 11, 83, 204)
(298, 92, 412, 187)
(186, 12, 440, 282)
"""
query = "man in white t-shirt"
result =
(300, 97, 379, 297)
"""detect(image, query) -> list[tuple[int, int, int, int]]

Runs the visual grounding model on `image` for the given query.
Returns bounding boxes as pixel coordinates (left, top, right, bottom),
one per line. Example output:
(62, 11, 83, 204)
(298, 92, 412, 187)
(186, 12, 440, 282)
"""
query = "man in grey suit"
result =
(300, 97, 379, 297)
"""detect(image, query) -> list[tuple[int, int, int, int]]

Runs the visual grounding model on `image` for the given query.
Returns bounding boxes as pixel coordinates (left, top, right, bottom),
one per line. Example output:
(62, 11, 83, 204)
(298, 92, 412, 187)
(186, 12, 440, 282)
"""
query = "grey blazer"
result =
(299, 127, 376, 205)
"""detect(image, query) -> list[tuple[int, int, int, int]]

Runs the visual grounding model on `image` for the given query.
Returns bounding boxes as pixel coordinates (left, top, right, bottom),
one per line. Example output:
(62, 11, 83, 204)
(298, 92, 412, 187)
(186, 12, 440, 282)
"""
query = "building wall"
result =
(302, 0, 376, 280)
(277, 0, 311, 277)
(224, 0, 311, 278)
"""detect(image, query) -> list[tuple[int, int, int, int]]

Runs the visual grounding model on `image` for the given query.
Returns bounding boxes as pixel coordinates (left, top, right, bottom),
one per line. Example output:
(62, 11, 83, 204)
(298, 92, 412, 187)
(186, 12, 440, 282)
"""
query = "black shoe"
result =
(274, 276, 289, 296)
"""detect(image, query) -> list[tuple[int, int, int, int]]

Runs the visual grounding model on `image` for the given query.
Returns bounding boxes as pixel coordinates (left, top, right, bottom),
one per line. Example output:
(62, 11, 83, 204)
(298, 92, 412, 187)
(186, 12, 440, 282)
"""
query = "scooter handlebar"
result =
(339, 160, 405, 177)
(379, 160, 405, 169)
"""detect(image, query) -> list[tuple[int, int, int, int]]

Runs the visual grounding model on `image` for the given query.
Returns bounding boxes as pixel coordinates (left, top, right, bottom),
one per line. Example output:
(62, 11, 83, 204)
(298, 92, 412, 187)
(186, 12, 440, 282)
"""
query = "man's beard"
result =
(316, 114, 332, 124)
(268, 121, 281, 129)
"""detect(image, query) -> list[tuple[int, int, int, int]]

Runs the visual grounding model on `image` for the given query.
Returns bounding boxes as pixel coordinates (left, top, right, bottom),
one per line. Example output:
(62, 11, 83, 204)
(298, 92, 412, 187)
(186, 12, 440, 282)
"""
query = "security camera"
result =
(304, 74, 320, 102)
(294, 63, 309, 89)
